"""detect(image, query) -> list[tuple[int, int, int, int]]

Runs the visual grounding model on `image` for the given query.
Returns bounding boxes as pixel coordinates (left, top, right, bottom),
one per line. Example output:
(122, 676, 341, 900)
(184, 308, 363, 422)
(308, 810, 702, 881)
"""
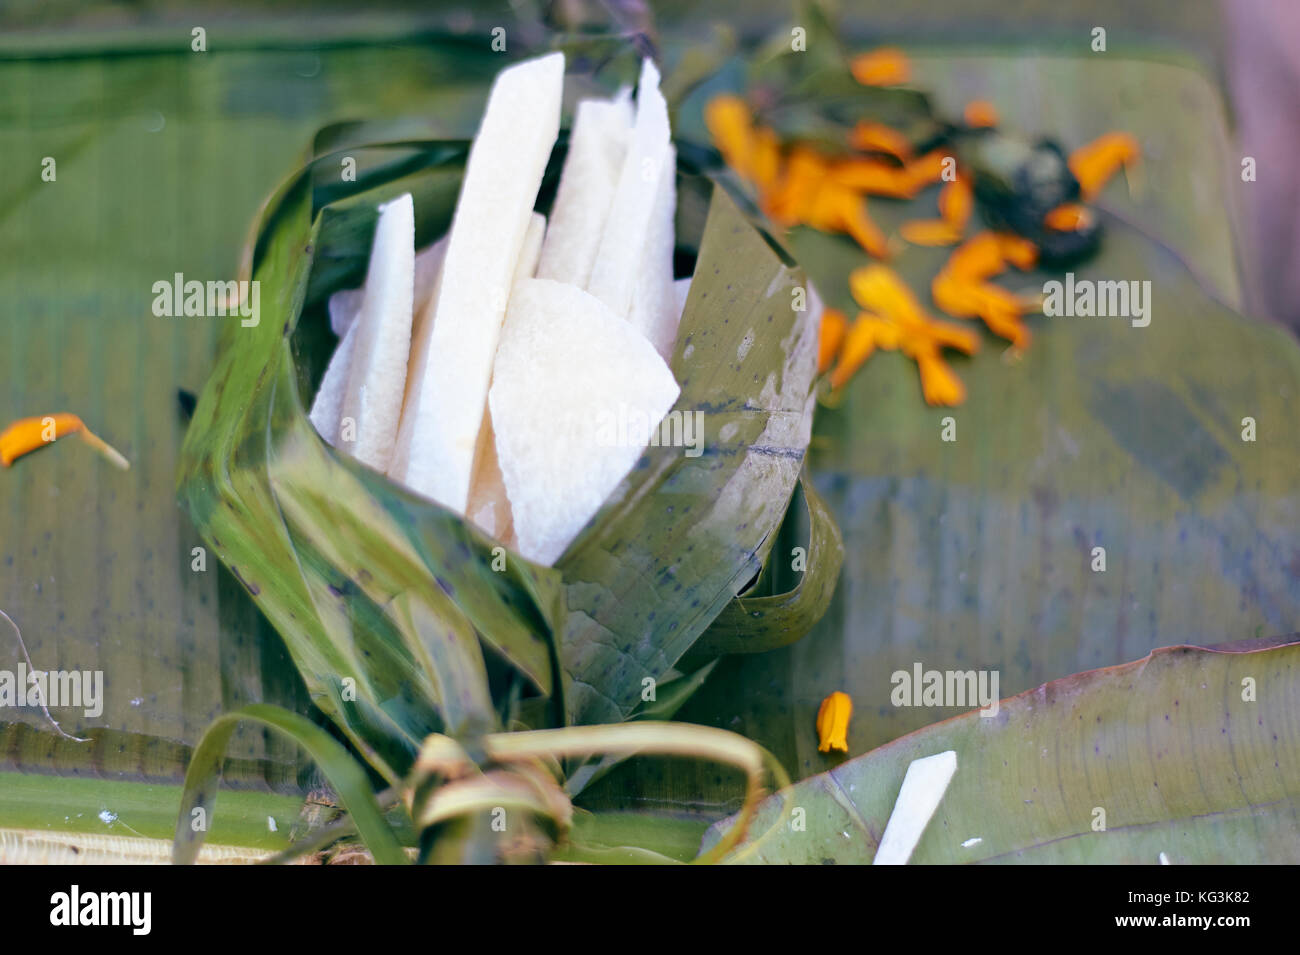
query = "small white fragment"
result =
(961, 836, 982, 848)
(268, 816, 278, 833)
(98, 809, 117, 826)
(872, 750, 958, 865)
(1159, 851, 1171, 865)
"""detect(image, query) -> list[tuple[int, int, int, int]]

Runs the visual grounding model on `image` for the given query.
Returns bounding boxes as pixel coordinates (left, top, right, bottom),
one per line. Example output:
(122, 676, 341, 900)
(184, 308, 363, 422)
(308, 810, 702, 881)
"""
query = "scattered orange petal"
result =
(818, 308, 849, 373)
(1068, 132, 1140, 200)
(963, 100, 1000, 128)
(945, 231, 1006, 282)
(0, 413, 129, 469)
(995, 232, 1039, 270)
(914, 349, 968, 406)
(1043, 202, 1092, 232)
(848, 121, 913, 161)
(938, 177, 973, 228)
(899, 219, 964, 246)
(704, 95, 758, 180)
(903, 150, 948, 191)
(750, 126, 783, 195)
(830, 157, 918, 198)
(809, 185, 890, 259)
(850, 47, 910, 87)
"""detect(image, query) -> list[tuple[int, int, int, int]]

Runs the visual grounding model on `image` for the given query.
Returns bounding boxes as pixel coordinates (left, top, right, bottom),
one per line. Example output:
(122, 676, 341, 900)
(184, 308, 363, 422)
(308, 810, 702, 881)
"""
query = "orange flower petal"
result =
(903, 150, 948, 191)
(850, 47, 910, 87)
(0, 413, 128, 469)
(0, 413, 83, 465)
(811, 186, 889, 258)
(830, 157, 917, 198)
(850, 264, 926, 324)
(1043, 202, 1092, 232)
(818, 308, 849, 373)
(764, 147, 826, 224)
(945, 231, 1006, 282)
(915, 351, 968, 406)
(994, 233, 1039, 270)
(899, 219, 964, 246)
(848, 121, 913, 161)
(1068, 132, 1140, 200)
(704, 95, 757, 180)
(963, 100, 1000, 128)
(932, 271, 986, 317)
(938, 177, 973, 228)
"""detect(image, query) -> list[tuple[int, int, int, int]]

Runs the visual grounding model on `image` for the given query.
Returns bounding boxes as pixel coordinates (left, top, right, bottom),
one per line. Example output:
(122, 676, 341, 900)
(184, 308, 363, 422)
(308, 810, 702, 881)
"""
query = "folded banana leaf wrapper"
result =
(176, 117, 843, 787)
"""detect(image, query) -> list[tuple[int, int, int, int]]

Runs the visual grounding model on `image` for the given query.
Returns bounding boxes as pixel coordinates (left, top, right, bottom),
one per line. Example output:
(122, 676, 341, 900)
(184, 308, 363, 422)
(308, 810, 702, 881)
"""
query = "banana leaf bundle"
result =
(175, 51, 843, 862)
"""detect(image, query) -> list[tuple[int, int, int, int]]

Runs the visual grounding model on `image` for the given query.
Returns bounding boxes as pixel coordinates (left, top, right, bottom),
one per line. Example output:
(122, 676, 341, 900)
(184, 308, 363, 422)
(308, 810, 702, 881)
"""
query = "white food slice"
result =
(465, 211, 546, 542)
(328, 287, 362, 339)
(489, 279, 680, 566)
(329, 236, 449, 338)
(308, 320, 357, 445)
(334, 192, 416, 472)
(389, 52, 565, 512)
(872, 751, 958, 865)
(626, 143, 678, 360)
(535, 96, 633, 286)
(466, 408, 513, 543)
(514, 212, 546, 285)
(587, 59, 672, 319)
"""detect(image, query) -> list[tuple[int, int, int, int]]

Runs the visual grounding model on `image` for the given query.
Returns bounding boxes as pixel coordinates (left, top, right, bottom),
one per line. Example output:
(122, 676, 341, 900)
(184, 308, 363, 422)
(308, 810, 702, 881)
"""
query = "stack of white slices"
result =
(309, 52, 690, 566)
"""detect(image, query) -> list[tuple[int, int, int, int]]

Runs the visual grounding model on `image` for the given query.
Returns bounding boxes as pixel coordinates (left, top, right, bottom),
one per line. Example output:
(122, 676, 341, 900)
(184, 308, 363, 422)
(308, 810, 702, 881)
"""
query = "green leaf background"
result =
(2, 4, 1297, 862)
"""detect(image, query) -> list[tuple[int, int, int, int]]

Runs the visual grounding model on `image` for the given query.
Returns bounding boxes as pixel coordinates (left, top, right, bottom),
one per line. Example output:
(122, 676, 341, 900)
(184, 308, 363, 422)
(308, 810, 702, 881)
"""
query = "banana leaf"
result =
(577, 44, 1300, 833)
(175, 115, 839, 783)
(708, 636, 1300, 863)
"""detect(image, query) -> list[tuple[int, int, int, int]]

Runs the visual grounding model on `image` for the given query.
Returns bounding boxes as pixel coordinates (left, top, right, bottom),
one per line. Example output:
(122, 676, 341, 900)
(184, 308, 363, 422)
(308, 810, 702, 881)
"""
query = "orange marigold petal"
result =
(915, 351, 968, 406)
(994, 232, 1039, 270)
(849, 264, 927, 324)
(899, 219, 964, 247)
(1068, 131, 1140, 200)
(704, 95, 757, 180)
(938, 177, 973, 228)
(1043, 202, 1092, 232)
(830, 158, 917, 198)
(848, 121, 913, 161)
(963, 100, 1000, 128)
(945, 231, 1006, 282)
(850, 47, 910, 87)
(818, 308, 849, 373)
(903, 150, 948, 191)
(932, 271, 985, 318)
(818, 188, 890, 259)
(0, 413, 84, 466)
